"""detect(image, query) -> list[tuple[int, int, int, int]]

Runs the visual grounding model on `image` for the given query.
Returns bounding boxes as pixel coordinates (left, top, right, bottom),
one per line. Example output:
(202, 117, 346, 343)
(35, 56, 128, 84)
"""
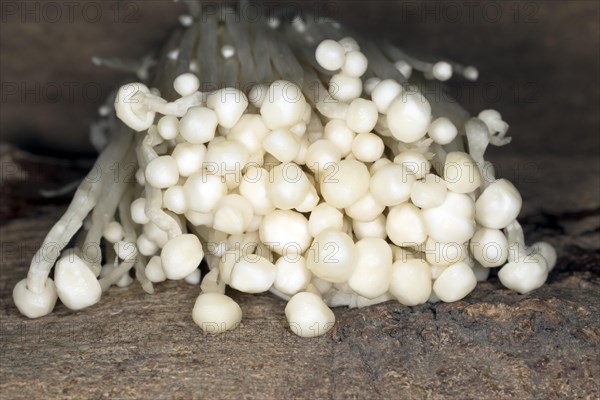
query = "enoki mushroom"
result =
(13, 4, 556, 338)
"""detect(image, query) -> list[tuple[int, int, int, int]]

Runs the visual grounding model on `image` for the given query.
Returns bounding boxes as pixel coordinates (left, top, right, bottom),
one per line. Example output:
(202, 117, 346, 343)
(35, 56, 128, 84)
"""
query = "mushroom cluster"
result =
(13, 6, 556, 338)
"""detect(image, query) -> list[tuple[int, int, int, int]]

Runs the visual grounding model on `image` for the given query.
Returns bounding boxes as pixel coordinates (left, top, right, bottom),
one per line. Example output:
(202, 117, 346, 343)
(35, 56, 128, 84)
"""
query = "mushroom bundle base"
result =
(13, 4, 556, 338)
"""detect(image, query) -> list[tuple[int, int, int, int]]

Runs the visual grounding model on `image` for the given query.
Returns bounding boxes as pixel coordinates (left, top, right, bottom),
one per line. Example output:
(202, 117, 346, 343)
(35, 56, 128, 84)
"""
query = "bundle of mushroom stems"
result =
(13, 10, 556, 338)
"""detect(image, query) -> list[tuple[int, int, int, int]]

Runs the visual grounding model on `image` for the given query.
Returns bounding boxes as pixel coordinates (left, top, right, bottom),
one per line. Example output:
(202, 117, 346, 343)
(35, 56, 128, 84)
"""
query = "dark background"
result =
(1, 0, 599, 157)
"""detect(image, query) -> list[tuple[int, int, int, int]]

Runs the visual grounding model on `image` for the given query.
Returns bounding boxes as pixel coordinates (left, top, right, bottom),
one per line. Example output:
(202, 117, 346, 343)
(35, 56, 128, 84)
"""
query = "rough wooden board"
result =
(0, 213, 598, 399)
(0, 149, 598, 399)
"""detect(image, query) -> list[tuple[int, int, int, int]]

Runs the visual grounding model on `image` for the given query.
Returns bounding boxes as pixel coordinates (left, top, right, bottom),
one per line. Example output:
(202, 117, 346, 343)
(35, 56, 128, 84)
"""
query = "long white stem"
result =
(26, 129, 133, 293)
(137, 129, 182, 239)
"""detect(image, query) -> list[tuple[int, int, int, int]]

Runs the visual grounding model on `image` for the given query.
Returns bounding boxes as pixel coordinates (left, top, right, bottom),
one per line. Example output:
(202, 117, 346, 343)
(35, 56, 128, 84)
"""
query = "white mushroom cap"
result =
(347, 238, 392, 299)
(307, 229, 357, 283)
(145, 256, 166, 283)
(529, 241, 557, 271)
(370, 164, 415, 206)
(112, 269, 136, 289)
(386, 203, 427, 246)
(227, 114, 270, 155)
(352, 214, 387, 240)
(432, 61, 453, 81)
(230, 255, 277, 293)
(207, 88, 249, 129)
(130, 197, 150, 225)
(342, 50, 368, 78)
(345, 193, 385, 222)
(263, 129, 300, 163)
(315, 39, 346, 71)
(157, 115, 180, 140)
(102, 221, 124, 244)
(192, 293, 242, 333)
(145, 155, 180, 189)
(260, 81, 307, 130)
(160, 234, 204, 280)
(212, 194, 254, 235)
(320, 159, 370, 209)
(394, 60, 413, 78)
(296, 186, 321, 213)
(54, 254, 102, 310)
(308, 203, 344, 238)
(204, 139, 249, 182)
(163, 185, 187, 214)
(346, 98, 378, 134)
(285, 292, 335, 337)
(498, 253, 548, 294)
(425, 238, 468, 266)
(274, 255, 312, 296)
(179, 106, 218, 144)
(433, 261, 477, 302)
(428, 117, 458, 145)
(259, 210, 311, 256)
(371, 79, 403, 114)
(137, 234, 159, 256)
(143, 221, 169, 248)
(248, 84, 269, 108)
(184, 269, 201, 285)
(267, 163, 312, 210)
(410, 174, 447, 209)
(386, 91, 431, 143)
(422, 192, 476, 244)
(172, 142, 206, 177)
(363, 77, 381, 96)
(475, 179, 522, 229)
(13, 278, 57, 318)
(389, 259, 432, 306)
(184, 210, 214, 228)
(329, 74, 363, 102)
(173, 72, 200, 97)
(115, 240, 137, 262)
(394, 150, 431, 180)
(239, 166, 275, 215)
(305, 139, 342, 174)
(444, 152, 482, 194)
(470, 228, 509, 267)
(183, 172, 228, 213)
(351, 132, 384, 162)
(115, 82, 155, 132)
(478, 109, 508, 135)
(369, 157, 393, 174)
(323, 119, 355, 157)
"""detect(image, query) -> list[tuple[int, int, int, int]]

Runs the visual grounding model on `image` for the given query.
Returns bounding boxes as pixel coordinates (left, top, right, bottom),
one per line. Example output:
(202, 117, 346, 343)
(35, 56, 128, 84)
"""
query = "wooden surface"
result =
(0, 144, 598, 399)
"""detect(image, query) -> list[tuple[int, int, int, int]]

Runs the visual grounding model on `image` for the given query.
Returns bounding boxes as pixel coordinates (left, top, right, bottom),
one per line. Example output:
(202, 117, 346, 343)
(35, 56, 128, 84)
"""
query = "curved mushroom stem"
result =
(137, 128, 183, 240)
(80, 139, 137, 275)
(141, 91, 205, 117)
(26, 128, 133, 294)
